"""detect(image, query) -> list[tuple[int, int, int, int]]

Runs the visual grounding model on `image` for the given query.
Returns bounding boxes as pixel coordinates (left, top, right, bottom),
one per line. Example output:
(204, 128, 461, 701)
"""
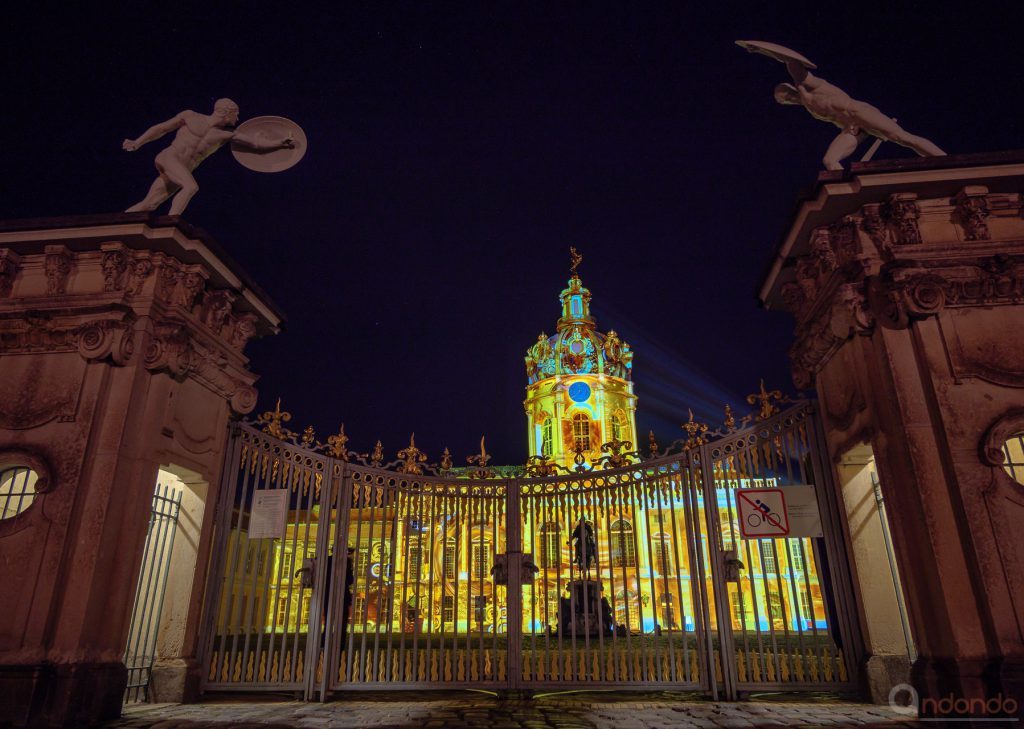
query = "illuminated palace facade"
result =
(226, 270, 827, 640)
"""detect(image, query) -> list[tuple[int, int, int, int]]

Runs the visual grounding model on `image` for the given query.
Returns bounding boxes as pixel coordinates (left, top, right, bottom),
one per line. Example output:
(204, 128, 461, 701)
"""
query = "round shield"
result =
(735, 40, 817, 69)
(231, 116, 308, 173)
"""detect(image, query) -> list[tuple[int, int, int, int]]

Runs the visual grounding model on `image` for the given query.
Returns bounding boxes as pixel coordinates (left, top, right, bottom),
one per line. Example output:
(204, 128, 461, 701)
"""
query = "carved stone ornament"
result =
(201, 289, 236, 334)
(0, 248, 21, 298)
(44, 245, 72, 295)
(953, 187, 991, 241)
(227, 312, 258, 350)
(125, 257, 154, 297)
(884, 193, 922, 245)
(173, 268, 206, 310)
(980, 407, 1024, 475)
(77, 318, 136, 366)
(100, 244, 129, 292)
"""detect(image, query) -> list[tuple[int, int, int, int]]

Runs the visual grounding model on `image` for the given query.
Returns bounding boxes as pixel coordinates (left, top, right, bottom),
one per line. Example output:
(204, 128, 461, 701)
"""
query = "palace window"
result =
(281, 551, 293, 581)
(653, 534, 673, 574)
(443, 538, 457, 580)
(797, 588, 813, 619)
(407, 546, 423, 580)
(788, 539, 805, 571)
(610, 519, 636, 567)
(660, 593, 676, 629)
(541, 417, 553, 457)
(442, 595, 455, 624)
(572, 413, 591, 451)
(759, 541, 777, 573)
(768, 591, 785, 621)
(354, 594, 366, 623)
(276, 596, 289, 627)
(471, 541, 491, 580)
(539, 522, 561, 568)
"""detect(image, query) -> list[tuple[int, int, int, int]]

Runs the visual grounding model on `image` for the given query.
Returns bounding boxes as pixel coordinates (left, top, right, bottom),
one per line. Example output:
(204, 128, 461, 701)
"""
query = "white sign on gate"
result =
(248, 489, 289, 539)
(736, 485, 823, 539)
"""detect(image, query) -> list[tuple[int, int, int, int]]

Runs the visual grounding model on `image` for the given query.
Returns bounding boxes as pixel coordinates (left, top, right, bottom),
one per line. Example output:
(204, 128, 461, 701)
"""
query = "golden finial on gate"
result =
(397, 433, 427, 474)
(300, 425, 315, 448)
(647, 430, 660, 459)
(724, 404, 736, 432)
(595, 437, 634, 469)
(440, 447, 453, 472)
(467, 436, 493, 478)
(681, 409, 709, 450)
(747, 379, 785, 421)
(572, 440, 588, 472)
(525, 454, 559, 477)
(257, 397, 294, 440)
(325, 423, 351, 461)
(370, 439, 384, 467)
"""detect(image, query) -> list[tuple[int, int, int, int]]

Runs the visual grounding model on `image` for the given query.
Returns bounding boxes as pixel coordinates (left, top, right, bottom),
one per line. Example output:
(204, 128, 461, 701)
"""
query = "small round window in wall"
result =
(568, 381, 591, 403)
(1, 465, 40, 519)
(1001, 432, 1024, 485)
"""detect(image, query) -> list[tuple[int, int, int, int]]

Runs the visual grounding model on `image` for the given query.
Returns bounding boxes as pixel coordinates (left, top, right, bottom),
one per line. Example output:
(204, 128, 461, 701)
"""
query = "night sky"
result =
(3, 4, 1022, 465)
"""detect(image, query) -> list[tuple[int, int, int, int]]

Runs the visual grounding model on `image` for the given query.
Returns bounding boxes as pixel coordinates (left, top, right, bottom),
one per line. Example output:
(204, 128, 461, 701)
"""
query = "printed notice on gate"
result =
(249, 489, 289, 539)
(736, 485, 823, 539)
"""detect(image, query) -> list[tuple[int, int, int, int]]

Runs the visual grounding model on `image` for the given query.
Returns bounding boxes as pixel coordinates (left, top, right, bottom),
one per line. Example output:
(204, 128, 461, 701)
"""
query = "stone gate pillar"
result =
(759, 152, 1024, 714)
(0, 213, 282, 727)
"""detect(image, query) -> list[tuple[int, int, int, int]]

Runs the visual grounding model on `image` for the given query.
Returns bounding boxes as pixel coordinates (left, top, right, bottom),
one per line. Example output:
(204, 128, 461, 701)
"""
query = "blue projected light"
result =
(568, 382, 591, 403)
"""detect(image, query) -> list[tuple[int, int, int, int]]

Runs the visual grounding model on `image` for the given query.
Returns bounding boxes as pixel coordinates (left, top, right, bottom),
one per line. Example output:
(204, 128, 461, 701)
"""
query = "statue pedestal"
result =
(0, 214, 281, 727)
(558, 579, 610, 638)
(760, 151, 1024, 712)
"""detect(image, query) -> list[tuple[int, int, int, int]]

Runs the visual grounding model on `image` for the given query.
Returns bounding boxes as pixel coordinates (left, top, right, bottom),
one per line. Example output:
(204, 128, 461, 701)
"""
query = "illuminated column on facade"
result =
(523, 264, 637, 469)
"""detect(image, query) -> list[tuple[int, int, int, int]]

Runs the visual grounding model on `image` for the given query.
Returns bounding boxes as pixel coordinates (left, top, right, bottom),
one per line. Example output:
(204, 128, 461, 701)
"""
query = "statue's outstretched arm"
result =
(123, 113, 187, 152)
(231, 129, 294, 152)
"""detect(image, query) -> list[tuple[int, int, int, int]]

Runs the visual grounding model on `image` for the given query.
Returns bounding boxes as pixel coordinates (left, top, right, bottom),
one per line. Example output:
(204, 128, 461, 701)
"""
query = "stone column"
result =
(0, 214, 282, 728)
(759, 153, 1024, 714)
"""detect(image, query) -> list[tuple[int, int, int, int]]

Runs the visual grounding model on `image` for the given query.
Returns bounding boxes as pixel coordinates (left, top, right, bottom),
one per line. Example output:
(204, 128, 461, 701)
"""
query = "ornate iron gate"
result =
(124, 482, 182, 703)
(199, 399, 860, 699)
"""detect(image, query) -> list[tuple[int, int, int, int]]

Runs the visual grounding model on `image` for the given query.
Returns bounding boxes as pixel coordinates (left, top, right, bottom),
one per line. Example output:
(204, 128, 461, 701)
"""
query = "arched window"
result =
(610, 519, 636, 567)
(539, 522, 561, 568)
(541, 417, 553, 457)
(660, 593, 676, 629)
(572, 413, 591, 451)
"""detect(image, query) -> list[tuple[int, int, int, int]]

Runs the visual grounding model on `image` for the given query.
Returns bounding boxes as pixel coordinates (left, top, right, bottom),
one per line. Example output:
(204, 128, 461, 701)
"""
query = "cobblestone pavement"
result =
(103, 692, 919, 729)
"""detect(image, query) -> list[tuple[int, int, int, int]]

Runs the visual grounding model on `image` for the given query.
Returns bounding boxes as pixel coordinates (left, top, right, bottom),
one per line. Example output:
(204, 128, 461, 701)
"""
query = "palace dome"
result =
(524, 272, 633, 385)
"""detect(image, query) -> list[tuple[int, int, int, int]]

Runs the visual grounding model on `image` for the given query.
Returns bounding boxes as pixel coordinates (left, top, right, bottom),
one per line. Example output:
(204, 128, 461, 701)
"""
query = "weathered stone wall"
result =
(0, 215, 281, 727)
(761, 154, 1024, 711)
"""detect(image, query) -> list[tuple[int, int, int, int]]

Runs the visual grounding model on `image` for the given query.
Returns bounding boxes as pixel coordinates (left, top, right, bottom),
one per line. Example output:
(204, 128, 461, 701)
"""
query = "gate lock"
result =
(723, 549, 744, 582)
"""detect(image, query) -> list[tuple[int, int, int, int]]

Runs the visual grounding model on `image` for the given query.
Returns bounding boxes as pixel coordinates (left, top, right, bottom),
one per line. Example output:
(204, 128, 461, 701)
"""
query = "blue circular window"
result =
(568, 382, 591, 403)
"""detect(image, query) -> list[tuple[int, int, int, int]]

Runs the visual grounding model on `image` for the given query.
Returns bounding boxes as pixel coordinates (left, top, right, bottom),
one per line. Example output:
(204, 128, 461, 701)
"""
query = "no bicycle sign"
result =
(736, 485, 824, 539)
(736, 488, 790, 538)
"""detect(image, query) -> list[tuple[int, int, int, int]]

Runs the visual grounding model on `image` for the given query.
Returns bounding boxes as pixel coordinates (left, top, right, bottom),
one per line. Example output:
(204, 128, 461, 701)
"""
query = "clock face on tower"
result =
(568, 381, 591, 403)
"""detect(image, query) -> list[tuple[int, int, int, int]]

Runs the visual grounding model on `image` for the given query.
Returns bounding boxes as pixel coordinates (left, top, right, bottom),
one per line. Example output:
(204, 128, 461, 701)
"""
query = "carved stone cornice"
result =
(883, 255, 1024, 322)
